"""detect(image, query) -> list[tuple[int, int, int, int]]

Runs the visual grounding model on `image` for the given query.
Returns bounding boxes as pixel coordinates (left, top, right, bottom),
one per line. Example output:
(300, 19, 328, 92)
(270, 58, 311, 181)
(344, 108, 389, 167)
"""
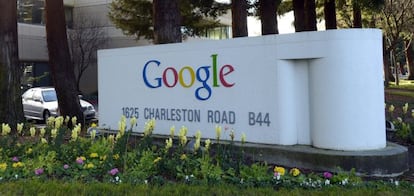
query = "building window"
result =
(17, 0, 73, 28)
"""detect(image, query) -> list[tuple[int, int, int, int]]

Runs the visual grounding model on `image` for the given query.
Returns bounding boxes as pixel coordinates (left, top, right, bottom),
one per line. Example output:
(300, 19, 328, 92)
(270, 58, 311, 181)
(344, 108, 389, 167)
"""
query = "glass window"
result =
(42, 90, 57, 102)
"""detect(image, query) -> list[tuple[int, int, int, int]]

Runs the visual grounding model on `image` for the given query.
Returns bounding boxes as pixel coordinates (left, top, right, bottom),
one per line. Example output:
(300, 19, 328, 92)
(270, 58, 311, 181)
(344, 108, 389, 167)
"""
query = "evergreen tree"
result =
(109, 0, 229, 42)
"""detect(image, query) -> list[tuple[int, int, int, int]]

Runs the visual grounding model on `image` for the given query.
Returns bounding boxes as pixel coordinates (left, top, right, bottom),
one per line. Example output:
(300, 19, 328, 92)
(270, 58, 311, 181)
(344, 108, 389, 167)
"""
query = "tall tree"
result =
(259, 0, 281, 35)
(45, 0, 83, 123)
(0, 0, 24, 129)
(109, 0, 229, 42)
(324, 0, 337, 29)
(293, 0, 316, 32)
(153, 0, 181, 44)
(304, 0, 317, 31)
(352, 1, 362, 28)
(232, 0, 248, 37)
(380, 0, 414, 84)
(293, 0, 305, 32)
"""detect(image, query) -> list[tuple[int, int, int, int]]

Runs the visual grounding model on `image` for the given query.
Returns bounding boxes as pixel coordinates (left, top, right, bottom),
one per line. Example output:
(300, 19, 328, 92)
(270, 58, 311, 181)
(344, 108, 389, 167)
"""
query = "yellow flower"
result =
(40, 128, 46, 137)
(153, 157, 162, 164)
(46, 116, 55, 127)
(41, 138, 48, 144)
(100, 155, 107, 161)
(91, 123, 97, 128)
(389, 104, 395, 113)
(241, 133, 246, 144)
(108, 135, 115, 144)
(144, 119, 155, 136)
(118, 119, 126, 136)
(205, 139, 211, 151)
(55, 116, 64, 129)
(180, 136, 187, 146)
(51, 128, 58, 138)
(215, 125, 222, 140)
(290, 168, 300, 177)
(86, 163, 95, 169)
(180, 154, 187, 160)
(194, 138, 200, 152)
(0, 163, 7, 171)
(17, 123, 24, 134)
(90, 153, 99, 158)
(170, 126, 175, 138)
(71, 128, 78, 141)
(2, 123, 11, 136)
(130, 117, 137, 128)
(71, 116, 77, 126)
(165, 137, 173, 151)
(77, 156, 86, 161)
(274, 166, 285, 176)
(90, 129, 96, 140)
(195, 130, 201, 140)
(113, 154, 119, 160)
(12, 162, 24, 168)
(26, 148, 33, 154)
(65, 116, 70, 125)
(30, 127, 36, 137)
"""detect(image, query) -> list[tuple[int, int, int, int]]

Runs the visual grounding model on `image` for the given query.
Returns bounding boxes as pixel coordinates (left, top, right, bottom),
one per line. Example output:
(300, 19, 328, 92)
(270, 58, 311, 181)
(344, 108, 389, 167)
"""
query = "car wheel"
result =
(43, 110, 51, 122)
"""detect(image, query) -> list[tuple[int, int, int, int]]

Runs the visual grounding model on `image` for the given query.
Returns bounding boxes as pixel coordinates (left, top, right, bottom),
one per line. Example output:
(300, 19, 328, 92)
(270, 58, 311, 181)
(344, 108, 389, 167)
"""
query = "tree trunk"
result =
(231, 0, 248, 37)
(324, 0, 337, 29)
(293, 0, 305, 32)
(406, 40, 414, 80)
(153, 0, 181, 44)
(352, 1, 362, 28)
(45, 0, 83, 124)
(304, 0, 317, 31)
(260, 0, 280, 35)
(0, 0, 24, 130)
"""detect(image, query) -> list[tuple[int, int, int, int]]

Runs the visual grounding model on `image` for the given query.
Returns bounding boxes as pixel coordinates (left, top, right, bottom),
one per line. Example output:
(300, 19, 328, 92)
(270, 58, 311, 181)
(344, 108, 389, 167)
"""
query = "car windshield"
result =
(42, 90, 57, 102)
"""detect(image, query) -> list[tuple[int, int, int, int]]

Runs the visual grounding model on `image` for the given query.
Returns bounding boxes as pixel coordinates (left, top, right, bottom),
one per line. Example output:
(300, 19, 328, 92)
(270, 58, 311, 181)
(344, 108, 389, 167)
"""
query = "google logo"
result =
(142, 54, 235, 101)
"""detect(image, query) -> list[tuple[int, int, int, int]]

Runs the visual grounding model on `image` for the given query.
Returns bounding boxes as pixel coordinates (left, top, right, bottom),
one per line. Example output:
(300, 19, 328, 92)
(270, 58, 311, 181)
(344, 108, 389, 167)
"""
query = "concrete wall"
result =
(98, 29, 385, 151)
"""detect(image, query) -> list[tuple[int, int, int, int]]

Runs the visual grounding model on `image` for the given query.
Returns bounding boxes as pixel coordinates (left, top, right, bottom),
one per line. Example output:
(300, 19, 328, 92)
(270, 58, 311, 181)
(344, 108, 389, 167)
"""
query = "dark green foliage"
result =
(109, 0, 229, 40)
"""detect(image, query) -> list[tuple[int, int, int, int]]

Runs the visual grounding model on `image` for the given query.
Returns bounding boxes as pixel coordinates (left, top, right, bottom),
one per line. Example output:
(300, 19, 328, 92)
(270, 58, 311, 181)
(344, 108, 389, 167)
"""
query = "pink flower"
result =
(108, 168, 119, 176)
(35, 168, 44, 175)
(63, 164, 70, 169)
(323, 172, 333, 179)
(12, 156, 19, 162)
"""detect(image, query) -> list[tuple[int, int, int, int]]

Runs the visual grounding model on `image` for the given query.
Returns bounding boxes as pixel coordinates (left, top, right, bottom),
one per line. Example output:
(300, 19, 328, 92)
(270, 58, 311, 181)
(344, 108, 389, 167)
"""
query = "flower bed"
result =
(0, 116, 409, 189)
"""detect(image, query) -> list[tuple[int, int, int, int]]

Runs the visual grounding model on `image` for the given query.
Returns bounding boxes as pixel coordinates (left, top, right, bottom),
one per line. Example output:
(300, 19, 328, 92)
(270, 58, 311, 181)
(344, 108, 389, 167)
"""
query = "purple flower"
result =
(12, 156, 19, 162)
(76, 158, 84, 165)
(63, 164, 70, 169)
(35, 168, 44, 176)
(323, 172, 333, 179)
(108, 168, 119, 176)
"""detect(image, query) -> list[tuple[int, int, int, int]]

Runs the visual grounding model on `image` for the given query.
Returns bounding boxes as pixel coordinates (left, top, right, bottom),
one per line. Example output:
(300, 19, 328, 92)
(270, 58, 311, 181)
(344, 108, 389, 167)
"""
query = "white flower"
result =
(144, 180, 148, 184)
(324, 179, 330, 185)
(341, 178, 348, 186)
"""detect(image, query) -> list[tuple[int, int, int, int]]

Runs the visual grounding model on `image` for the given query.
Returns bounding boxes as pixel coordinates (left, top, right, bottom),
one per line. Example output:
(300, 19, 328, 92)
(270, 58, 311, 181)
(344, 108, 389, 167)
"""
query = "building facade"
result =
(18, 0, 231, 94)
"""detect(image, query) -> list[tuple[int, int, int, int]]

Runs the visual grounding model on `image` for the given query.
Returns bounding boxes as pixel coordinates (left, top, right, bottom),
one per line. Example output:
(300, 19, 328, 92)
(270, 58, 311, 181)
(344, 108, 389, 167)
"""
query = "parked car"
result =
(22, 87, 96, 121)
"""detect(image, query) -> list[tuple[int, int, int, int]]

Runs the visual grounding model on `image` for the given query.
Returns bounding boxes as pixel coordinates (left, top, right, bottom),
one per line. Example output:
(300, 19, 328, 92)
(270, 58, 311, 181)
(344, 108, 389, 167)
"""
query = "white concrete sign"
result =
(98, 29, 385, 151)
